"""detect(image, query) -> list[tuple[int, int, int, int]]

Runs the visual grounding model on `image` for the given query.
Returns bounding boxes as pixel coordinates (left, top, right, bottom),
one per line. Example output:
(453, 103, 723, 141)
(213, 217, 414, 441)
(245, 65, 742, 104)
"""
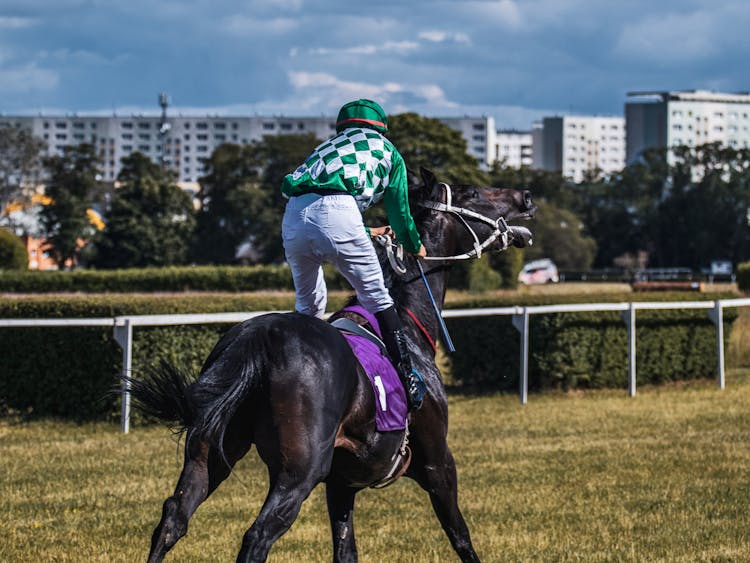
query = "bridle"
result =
(374, 181, 518, 275)
(418, 182, 512, 261)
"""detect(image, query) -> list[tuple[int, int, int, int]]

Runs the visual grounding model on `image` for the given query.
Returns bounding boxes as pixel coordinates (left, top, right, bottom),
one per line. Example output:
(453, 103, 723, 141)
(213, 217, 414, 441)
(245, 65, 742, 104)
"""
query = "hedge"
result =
(737, 261, 750, 291)
(0, 264, 349, 293)
(447, 292, 738, 390)
(0, 291, 737, 421)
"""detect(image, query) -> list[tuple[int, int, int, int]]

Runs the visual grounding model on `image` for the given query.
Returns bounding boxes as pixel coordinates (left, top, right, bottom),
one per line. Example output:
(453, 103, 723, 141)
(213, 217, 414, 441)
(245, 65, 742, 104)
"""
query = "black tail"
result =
(126, 360, 196, 433)
(128, 320, 271, 464)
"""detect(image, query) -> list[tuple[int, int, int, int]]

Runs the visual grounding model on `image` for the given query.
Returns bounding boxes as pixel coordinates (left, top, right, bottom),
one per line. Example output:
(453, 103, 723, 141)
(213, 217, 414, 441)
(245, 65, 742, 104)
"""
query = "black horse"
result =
(130, 167, 535, 562)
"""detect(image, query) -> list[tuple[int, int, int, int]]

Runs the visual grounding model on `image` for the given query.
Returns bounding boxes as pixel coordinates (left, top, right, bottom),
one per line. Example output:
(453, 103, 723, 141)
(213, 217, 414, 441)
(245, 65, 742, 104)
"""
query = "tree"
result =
(521, 201, 597, 270)
(388, 113, 488, 186)
(91, 153, 196, 268)
(39, 144, 100, 269)
(193, 134, 319, 264)
(0, 127, 46, 231)
(0, 228, 28, 270)
(653, 144, 750, 269)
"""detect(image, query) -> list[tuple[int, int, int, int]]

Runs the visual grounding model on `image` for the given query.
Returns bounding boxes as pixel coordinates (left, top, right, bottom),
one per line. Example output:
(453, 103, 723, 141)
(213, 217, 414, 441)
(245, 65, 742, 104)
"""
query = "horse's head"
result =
(409, 167, 536, 255)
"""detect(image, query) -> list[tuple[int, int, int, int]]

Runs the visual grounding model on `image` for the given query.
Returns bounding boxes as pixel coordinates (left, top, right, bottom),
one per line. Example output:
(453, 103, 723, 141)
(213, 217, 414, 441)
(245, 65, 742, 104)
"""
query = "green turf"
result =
(2, 371, 750, 562)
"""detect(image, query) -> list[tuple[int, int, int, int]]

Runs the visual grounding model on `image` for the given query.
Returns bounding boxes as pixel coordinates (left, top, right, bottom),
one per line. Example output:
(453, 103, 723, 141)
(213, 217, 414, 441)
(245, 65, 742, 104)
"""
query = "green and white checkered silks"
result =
(289, 128, 394, 212)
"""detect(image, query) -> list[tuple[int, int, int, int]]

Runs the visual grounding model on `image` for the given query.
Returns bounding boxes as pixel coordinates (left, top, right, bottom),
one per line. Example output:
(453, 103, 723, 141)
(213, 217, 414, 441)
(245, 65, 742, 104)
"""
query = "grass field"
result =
(2, 369, 750, 562)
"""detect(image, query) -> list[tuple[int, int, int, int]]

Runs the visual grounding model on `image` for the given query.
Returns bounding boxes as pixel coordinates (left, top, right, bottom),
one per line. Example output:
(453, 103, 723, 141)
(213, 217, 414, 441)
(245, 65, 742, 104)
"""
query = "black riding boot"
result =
(375, 306, 427, 410)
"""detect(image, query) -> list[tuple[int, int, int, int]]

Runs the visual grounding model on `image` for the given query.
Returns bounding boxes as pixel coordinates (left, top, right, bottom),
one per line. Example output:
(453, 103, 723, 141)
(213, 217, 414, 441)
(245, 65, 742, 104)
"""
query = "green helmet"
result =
(335, 99, 388, 134)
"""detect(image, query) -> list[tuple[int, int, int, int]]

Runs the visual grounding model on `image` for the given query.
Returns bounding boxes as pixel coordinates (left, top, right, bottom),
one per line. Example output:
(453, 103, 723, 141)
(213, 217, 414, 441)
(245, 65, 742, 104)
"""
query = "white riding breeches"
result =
(282, 193, 394, 318)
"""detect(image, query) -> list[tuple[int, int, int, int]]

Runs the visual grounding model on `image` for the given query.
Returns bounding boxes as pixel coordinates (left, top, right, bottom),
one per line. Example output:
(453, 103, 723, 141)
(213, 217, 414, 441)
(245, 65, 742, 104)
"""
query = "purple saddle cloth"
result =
(338, 305, 408, 432)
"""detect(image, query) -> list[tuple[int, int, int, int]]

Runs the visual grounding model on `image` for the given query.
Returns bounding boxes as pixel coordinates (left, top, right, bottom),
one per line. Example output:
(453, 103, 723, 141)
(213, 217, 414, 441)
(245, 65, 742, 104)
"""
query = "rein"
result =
(402, 306, 437, 355)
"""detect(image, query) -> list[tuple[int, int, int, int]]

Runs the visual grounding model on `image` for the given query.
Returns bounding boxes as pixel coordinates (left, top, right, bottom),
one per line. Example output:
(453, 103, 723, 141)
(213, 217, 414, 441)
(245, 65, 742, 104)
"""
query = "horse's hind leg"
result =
(147, 433, 251, 563)
(235, 467, 322, 562)
(410, 446, 480, 563)
(326, 479, 359, 563)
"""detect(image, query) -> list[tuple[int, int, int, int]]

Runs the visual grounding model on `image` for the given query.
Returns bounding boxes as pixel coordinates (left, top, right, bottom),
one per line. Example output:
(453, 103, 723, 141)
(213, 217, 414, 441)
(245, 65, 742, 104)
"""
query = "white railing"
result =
(2, 298, 750, 433)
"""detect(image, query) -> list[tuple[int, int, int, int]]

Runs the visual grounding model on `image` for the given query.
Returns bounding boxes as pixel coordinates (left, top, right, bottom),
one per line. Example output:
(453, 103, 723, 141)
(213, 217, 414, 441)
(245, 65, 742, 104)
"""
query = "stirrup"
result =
(405, 368, 426, 410)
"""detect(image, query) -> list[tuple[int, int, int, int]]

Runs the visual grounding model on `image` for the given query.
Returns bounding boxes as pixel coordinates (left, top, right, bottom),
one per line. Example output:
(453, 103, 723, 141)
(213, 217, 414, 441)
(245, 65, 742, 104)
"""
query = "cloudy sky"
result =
(0, 0, 748, 129)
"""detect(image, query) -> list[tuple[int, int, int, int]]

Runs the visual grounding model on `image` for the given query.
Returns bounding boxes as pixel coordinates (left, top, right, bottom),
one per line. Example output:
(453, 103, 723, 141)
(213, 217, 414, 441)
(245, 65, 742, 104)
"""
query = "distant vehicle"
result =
(518, 258, 559, 285)
(707, 260, 733, 276)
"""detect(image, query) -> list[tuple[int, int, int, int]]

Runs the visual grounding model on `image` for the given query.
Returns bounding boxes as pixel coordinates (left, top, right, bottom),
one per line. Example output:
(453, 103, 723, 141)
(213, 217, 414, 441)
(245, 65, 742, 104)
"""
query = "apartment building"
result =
(533, 115, 626, 182)
(494, 130, 533, 168)
(437, 116, 496, 167)
(625, 90, 750, 163)
(0, 113, 500, 188)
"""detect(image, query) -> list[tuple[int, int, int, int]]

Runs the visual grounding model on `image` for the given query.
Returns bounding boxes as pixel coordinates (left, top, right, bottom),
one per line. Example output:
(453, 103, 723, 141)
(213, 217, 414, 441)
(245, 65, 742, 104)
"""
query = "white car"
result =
(518, 259, 560, 285)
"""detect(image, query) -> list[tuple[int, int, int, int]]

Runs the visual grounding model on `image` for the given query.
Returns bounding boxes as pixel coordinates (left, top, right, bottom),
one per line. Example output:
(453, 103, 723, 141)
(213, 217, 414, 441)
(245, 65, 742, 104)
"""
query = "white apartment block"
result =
(494, 130, 533, 168)
(438, 116, 496, 168)
(0, 113, 499, 189)
(626, 90, 750, 164)
(534, 115, 626, 183)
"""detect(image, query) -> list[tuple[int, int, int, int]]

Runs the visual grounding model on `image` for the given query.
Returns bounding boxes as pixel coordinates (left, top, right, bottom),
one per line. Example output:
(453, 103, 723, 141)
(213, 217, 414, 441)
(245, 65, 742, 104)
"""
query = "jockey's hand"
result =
(369, 225, 394, 238)
(410, 244, 427, 258)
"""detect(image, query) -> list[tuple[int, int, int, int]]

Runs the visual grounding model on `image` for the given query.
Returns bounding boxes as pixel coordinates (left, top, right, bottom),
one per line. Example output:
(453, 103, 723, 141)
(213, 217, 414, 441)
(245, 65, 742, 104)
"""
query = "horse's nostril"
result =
(522, 190, 533, 210)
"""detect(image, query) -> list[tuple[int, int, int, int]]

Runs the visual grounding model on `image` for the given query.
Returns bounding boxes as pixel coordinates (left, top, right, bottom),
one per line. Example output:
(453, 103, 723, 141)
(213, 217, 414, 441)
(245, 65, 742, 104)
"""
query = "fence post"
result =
(621, 302, 637, 397)
(708, 301, 725, 390)
(113, 318, 133, 434)
(512, 308, 529, 405)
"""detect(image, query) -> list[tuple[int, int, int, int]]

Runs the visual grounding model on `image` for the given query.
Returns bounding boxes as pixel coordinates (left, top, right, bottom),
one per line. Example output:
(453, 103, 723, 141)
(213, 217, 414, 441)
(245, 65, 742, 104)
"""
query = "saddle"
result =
(330, 305, 411, 488)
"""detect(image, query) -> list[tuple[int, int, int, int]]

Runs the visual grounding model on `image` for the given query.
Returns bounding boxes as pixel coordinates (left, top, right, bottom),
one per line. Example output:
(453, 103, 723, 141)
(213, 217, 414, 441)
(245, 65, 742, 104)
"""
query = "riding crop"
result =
(417, 259, 456, 353)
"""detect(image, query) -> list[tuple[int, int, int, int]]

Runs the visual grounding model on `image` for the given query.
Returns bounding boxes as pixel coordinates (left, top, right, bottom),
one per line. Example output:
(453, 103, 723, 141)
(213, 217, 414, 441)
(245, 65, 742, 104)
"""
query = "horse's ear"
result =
(407, 168, 421, 189)
(420, 167, 436, 189)
(419, 167, 442, 200)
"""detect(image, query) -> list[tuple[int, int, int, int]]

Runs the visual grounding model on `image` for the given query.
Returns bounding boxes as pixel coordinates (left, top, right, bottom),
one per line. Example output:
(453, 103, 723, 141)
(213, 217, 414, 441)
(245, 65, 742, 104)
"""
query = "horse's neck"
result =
(394, 261, 447, 345)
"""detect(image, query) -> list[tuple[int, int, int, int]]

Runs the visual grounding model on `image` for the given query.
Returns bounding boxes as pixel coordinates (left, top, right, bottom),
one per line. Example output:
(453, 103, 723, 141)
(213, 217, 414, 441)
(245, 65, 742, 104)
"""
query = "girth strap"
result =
(330, 317, 388, 356)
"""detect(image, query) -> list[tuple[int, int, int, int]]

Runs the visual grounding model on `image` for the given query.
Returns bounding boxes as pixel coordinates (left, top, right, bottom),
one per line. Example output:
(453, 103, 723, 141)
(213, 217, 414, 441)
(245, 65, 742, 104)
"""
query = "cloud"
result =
(221, 15, 298, 35)
(614, 10, 719, 63)
(0, 16, 38, 28)
(309, 41, 419, 56)
(418, 31, 471, 45)
(0, 64, 58, 94)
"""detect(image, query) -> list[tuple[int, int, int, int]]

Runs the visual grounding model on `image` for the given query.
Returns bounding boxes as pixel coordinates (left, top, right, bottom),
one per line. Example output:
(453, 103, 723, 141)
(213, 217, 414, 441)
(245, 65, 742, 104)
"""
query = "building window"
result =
(214, 134, 226, 141)
(55, 122, 67, 129)
(472, 123, 485, 131)
(55, 133, 67, 140)
(73, 122, 85, 129)
(43, 122, 50, 129)
(197, 134, 208, 141)
(139, 133, 150, 140)
(138, 145, 150, 152)
(197, 145, 208, 152)
(122, 133, 133, 140)
(184, 156, 191, 163)
(196, 122, 208, 130)
(122, 122, 133, 129)
(473, 135, 485, 141)
(231, 122, 239, 130)
(280, 123, 293, 131)
(214, 122, 226, 130)
(263, 122, 275, 130)
(123, 145, 132, 152)
(138, 122, 150, 129)
(73, 133, 85, 140)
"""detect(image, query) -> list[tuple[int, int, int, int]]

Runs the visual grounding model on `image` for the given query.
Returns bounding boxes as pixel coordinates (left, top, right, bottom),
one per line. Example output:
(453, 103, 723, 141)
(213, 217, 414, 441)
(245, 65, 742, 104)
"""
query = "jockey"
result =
(281, 99, 427, 410)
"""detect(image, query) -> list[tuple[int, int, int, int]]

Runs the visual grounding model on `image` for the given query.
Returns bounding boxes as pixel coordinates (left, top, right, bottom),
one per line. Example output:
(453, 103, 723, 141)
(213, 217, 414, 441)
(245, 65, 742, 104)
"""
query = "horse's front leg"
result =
(408, 408, 481, 563)
(148, 432, 250, 563)
(326, 479, 359, 563)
